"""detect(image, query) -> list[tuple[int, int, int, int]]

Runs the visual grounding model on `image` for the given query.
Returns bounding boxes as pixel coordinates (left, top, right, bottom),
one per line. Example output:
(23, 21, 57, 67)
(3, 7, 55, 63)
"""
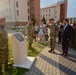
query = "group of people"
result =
(45, 19, 74, 56)
(47, 19, 74, 56)
(27, 19, 50, 49)
(0, 17, 75, 74)
(34, 22, 48, 42)
(58, 19, 74, 56)
(27, 18, 74, 57)
(58, 20, 76, 50)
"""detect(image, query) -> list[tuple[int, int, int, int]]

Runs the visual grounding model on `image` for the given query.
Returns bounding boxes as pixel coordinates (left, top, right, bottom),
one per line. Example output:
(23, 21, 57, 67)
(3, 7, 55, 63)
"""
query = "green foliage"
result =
(32, 16, 36, 26)
(27, 42, 48, 57)
(41, 17, 46, 24)
(12, 67, 18, 75)
(2, 64, 6, 75)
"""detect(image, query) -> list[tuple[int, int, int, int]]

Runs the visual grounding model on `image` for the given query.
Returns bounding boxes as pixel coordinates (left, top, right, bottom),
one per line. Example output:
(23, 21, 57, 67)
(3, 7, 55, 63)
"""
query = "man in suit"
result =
(61, 19, 74, 56)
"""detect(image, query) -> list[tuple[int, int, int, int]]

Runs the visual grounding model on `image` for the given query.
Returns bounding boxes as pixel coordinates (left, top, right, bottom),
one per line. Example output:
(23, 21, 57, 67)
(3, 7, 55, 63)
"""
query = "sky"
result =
(40, 0, 76, 18)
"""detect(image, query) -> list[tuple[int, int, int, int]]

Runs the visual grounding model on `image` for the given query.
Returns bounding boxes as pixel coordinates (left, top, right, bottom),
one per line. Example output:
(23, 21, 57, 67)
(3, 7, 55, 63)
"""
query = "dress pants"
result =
(50, 37, 56, 51)
(62, 39, 69, 54)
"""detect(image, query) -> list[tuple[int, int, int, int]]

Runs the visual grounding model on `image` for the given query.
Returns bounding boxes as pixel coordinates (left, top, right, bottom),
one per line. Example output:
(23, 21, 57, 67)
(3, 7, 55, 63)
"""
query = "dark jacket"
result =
(62, 25, 74, 40)
(58, 25, 64, 36)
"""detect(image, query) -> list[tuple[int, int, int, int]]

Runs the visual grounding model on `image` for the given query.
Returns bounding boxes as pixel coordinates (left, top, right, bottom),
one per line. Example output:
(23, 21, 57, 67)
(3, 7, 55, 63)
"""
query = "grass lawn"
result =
(3, 35, 48, 75)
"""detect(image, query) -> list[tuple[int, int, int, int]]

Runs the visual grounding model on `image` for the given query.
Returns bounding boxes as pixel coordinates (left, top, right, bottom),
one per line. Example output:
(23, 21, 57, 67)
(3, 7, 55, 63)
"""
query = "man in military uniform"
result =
(48, 19, 59, 53)
(0, 18, 9, 74)
(27, 19, 34, 49)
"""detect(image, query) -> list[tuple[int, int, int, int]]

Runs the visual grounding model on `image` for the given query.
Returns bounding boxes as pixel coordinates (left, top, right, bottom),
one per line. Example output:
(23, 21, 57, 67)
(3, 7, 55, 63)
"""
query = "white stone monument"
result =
(12, 32, 35, 69)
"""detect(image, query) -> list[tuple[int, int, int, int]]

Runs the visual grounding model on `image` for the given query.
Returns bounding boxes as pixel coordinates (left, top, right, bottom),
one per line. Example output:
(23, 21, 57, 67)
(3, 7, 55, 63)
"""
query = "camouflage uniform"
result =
(0, 27, 8, 74)
(27, 23, 34, 48)
(49, 24, 59, 52)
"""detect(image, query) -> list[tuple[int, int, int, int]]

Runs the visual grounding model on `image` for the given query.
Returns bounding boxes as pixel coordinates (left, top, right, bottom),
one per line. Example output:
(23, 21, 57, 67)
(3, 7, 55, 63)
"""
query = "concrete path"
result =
(26, 44, 76, 75)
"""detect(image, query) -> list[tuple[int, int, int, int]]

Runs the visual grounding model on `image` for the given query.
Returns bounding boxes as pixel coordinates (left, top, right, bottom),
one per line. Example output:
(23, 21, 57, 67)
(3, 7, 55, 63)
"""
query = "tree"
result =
(33, 18, 36, 26)
(41, 17, 46, 24)
(32, 15, 36, 26)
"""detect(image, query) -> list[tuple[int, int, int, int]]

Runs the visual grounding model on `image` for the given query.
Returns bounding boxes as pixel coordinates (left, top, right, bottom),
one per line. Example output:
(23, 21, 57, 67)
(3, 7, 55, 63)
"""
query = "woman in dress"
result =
(38, 22, 44, 41)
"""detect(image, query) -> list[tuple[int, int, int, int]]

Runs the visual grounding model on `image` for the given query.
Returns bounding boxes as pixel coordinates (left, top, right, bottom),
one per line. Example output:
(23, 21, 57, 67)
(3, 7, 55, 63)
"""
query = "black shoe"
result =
(48, 50, 52, 53)
(63, 53, 68, 56)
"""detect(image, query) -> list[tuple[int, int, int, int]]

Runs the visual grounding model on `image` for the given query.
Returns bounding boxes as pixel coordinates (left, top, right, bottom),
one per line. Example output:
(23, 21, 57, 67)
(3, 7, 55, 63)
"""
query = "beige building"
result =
(0, 0, 29, 26)
(40, 0, 68, 22)
(0, 0, 40, 26)
(40, 4, 60, 22)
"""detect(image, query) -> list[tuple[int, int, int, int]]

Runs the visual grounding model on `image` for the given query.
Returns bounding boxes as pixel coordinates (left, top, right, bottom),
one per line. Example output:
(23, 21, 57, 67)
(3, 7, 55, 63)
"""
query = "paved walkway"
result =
(26, 44, 76, 75)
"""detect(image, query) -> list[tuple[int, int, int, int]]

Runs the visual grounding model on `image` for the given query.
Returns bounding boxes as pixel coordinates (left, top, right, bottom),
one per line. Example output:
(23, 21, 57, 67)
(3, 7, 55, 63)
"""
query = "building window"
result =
(9, 8, 11, 13)
(16, 2, 18, 8)
(46, 14, 47, 16)
(6, 1, 7, 4)
(9, 0, 10, 4)
(55, 16, 57, 19)
(7, 15, 9, 20)
(28, 9, 29, 13)
(10, 15, 11, 20)
(43, 15, 45, 17)
(28, 16, 29, 20)
(27, 1, 29, 6)
(5, 16, 6, 19)
(46, 10, 47, 12)
(49, 14, 50, 17)
(7, 9, 8, 12)
(55, 11, 57, 14)
(17, 10, 19, 16)
(49, 9, 50, 12)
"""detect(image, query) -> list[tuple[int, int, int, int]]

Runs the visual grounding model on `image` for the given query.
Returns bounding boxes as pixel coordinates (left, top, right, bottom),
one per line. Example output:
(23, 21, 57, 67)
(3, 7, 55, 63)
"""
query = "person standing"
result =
(41, 22, 46, 41)
(34, 23, 39, 41)
(69, 21, 73, 26)
(0, 18, 9, 75)
(48, 19, 59, 53)
(44, 25, 49, 41)
(72, 22, 76, 50)
(58, 21, 64, 44)
(27, 19, 34, 49)
(38, 22, 44, 41)
(61, 19, 74, 56)
(74, 22, 76, 50)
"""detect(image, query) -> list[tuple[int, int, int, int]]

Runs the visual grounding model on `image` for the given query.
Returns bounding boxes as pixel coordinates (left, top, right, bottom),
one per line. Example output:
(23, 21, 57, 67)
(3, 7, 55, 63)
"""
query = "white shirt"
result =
(34, 25, 39, 31)
(63, 24, 68, 30)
